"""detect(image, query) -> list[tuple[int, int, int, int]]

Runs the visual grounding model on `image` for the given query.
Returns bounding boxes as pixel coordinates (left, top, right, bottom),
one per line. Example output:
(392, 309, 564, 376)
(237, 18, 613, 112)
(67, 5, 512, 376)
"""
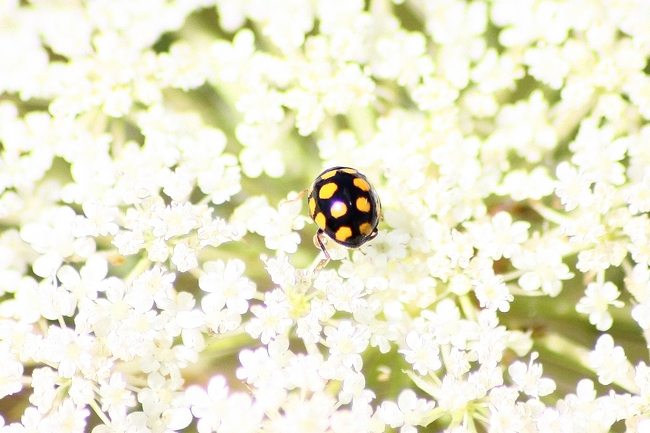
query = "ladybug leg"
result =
(314, 230, 331, 270)
(281, 188, 308, 205)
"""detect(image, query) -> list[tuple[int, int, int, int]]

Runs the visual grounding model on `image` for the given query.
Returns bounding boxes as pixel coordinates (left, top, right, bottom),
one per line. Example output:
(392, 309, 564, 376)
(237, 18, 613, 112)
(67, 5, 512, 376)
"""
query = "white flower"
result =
(555, 161, 594, 211)
(236, 340, 289, 390)
(36, 278, 77, 320)
(487, 386, 530, 433)
(634, 361, 650, 397)
(468, 211, 530, 260)
(632, 301, 650, 330)
(285, 352, 326, 393)
(430, 134, 482, 192)
(160, 164, 194, 202)
(376, 389, 434, 433)
(198, 216, 239, 248)
(399, 331, 442, 376)
(0, 6, 50, 97)
(492, 90, 558, 162)
(156, 291, 205, 352)
(109, 310, 159, 363)
(20, 206, 95, 277)
(99, 373, 137, 421)
(148, 202, 198, 241)
(69, 376, 94, 406)
(362, 229, 410, 266)
(128, 265, 176, 312)
(524, 44, 570, 89)
(325, 277, 368, 313)
(245, 289, 293, 344)
(200, 156, 242, 206)
(138, 372, 192, 432)
(295, 298, 335, 346)
(425, 299, 481, 352)
(373, 30, 434, 88)
(237, 123, 286, 178)
(491, 0, 570, 46)
(441, 229, 474, 269)
(57, 254, 109, 301)
(625, 172, 650, 215)
(576, 281, 624, 331)
(626, 263, 650, 303)
(40, 325, 95, 379)
(498, 167, 556, 201)
(626, 217, 650, 267)
(589, 334, 632, 386)
(448, 272, 473, 296)
(562, 211, 607, 246)
(470, 310, 509, 369)
(412, 77, 459, 112)
(170, 241, 198, 272)
(188, 375, 263, 433)
(570, 120, 627, 185)
(323, 63, 376, 114)
(240, 196, 305, 254)
(576, 239, 627, 273)
(199, 259, 256, 315)
(508, 352, 556, 397)
(40, 398, 90, 433)
(323, 320, 370, 371)
(30, 367, 58, 413)
(264, 255, 305, 290)
(513, 245, 574, 297)
(266, 392, 337, 433)
(82, 277, 129, 339)
(111, 229, 145, 256)
(627, 125, 650, 182)
(157, 42, 210, 91)
(436, 374, 485, 412)
(471, 48, 524, 93)
(0, 344, 23, 398)
(72, 199, 119, 237)
(90, 411, 148, 433)
(237, 83, 285, 125)
(187, 376, 239, 433)
(473, 271, 513, 313)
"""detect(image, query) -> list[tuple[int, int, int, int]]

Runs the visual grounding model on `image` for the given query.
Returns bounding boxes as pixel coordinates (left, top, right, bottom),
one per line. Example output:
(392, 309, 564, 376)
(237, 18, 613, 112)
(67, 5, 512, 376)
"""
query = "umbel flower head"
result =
(0, 0, 650, 432)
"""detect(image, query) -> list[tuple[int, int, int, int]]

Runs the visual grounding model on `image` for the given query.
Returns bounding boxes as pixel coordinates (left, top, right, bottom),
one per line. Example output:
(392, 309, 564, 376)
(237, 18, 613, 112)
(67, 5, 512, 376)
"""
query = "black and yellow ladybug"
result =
(305, 166, 381, 268)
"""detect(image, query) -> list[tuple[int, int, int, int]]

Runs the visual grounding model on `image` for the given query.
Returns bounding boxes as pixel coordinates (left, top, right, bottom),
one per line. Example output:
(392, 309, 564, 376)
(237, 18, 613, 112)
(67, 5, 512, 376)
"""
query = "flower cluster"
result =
(1, 0, 650, 432)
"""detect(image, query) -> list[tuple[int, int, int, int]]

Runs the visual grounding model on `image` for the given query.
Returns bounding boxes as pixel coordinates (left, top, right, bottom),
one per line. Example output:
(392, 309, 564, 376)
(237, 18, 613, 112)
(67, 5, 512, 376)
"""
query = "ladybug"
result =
(304, 166, 381, 268)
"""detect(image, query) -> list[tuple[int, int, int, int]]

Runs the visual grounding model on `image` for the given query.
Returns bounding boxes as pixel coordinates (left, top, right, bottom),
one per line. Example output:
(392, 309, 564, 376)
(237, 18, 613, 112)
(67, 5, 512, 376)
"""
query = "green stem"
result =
(527, 200, 570, 226)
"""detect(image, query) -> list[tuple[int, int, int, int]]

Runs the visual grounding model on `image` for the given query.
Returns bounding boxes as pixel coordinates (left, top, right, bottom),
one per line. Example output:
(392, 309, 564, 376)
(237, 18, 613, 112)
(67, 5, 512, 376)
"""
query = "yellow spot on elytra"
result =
(308, 197, 316, 217)
(359, 222, 372, 235)
(319, 182, 338, 199)
(330, 201, 347, 218)
(341, 168, 358, 175)
(335, 226, 352, 242)
(356, 197, 371, 213)
(320, 170, 337, 180)
(315, 212, 327, 229)
(353, 177, 370, 192)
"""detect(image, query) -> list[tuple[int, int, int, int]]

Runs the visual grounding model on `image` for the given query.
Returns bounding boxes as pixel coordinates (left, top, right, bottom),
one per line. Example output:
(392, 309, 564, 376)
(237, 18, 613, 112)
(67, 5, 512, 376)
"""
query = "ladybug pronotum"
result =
(305, 166, 381, 268)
